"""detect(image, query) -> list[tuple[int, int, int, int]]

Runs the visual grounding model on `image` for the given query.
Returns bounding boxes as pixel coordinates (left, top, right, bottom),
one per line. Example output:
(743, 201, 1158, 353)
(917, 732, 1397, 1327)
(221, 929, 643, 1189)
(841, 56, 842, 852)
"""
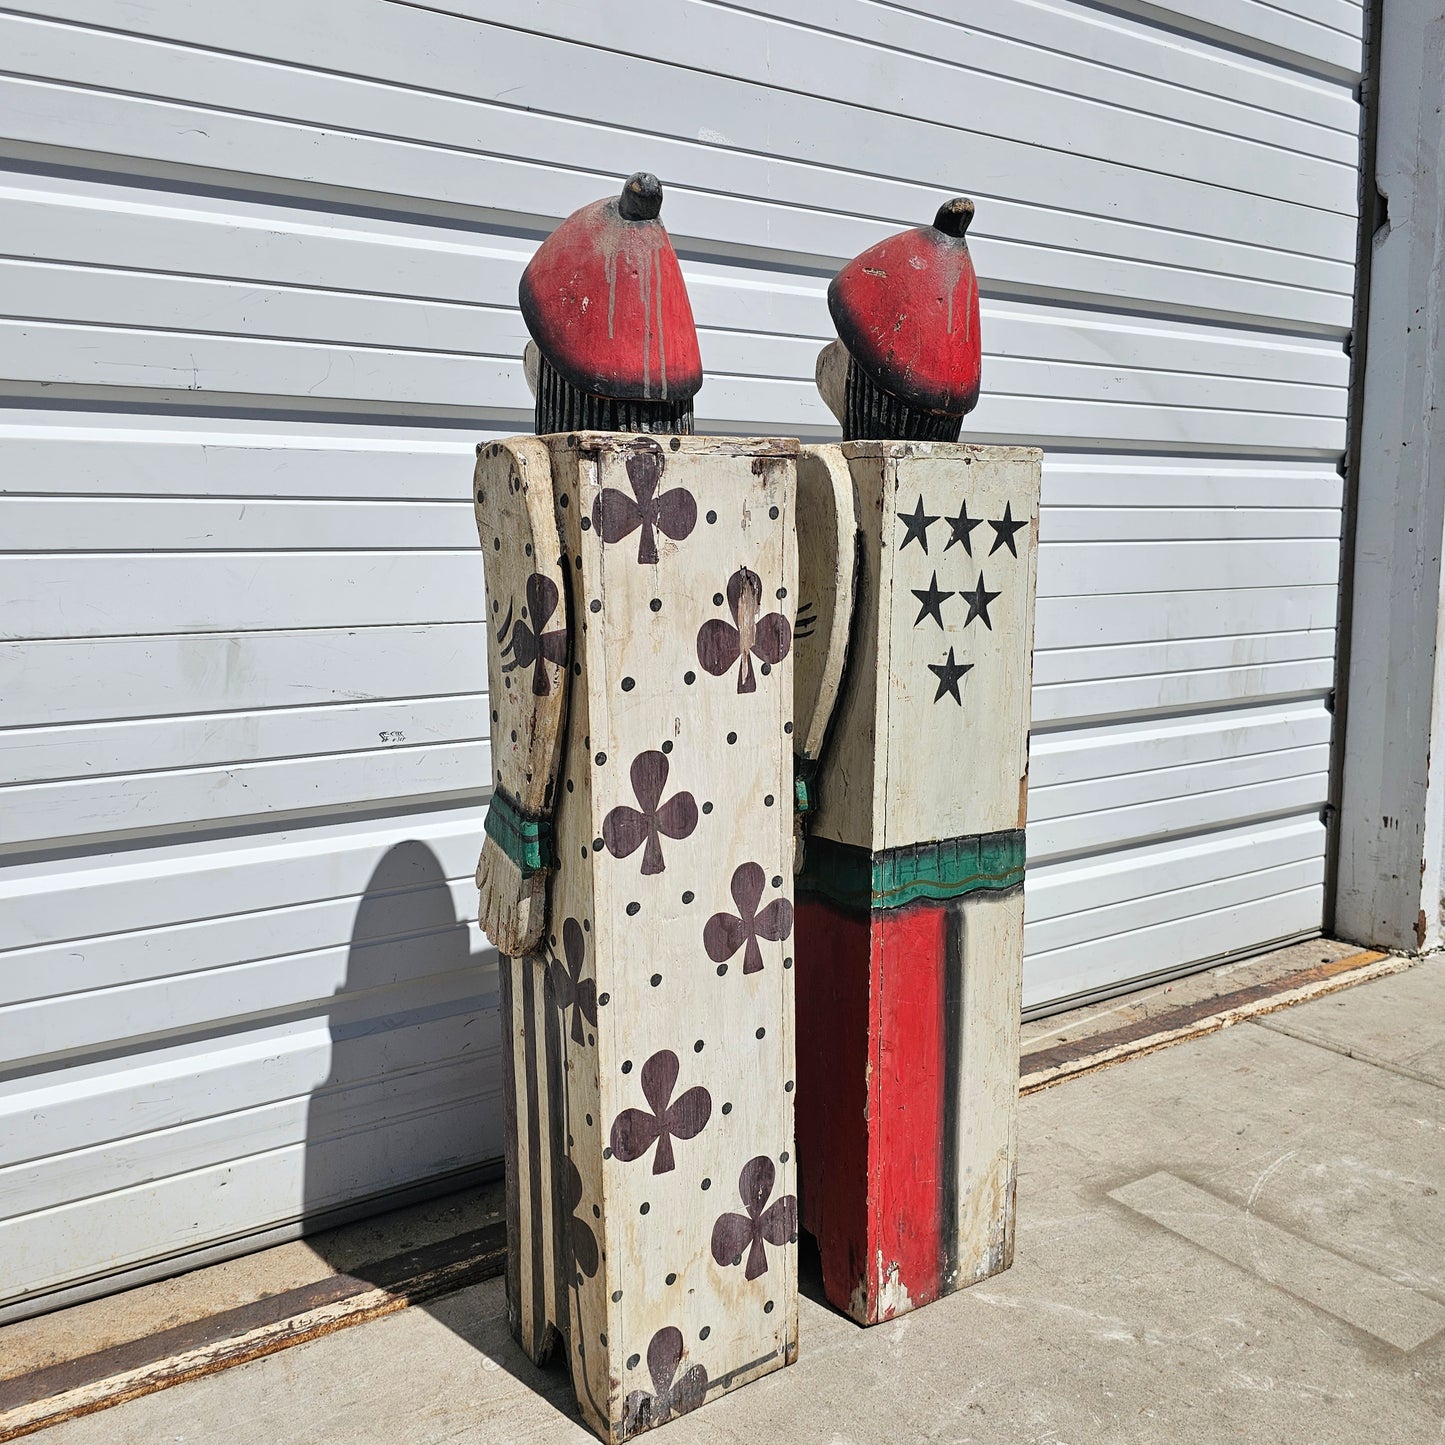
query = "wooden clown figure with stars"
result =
(471, 175, 849, 1441)
(793, 197, 1044, 1324)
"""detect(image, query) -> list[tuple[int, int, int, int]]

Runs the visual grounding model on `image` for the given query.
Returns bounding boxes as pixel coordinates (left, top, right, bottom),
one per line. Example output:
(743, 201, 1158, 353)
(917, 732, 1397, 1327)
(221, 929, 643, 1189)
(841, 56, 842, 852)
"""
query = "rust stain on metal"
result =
(1020, 950, 1403, 1097)
(0, 1225, 507, 1442)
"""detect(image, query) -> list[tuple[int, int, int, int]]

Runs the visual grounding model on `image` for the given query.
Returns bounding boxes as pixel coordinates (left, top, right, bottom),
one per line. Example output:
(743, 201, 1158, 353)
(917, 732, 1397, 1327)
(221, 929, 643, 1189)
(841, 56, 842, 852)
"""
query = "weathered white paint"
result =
(1335, 0, 1445, 955)
(0, 0, 1363, 1313)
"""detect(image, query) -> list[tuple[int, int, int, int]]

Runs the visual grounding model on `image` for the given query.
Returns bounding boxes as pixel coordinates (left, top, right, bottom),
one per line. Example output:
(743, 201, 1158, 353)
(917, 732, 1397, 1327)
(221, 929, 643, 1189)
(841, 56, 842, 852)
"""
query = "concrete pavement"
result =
(35, 959, 1445, 1444)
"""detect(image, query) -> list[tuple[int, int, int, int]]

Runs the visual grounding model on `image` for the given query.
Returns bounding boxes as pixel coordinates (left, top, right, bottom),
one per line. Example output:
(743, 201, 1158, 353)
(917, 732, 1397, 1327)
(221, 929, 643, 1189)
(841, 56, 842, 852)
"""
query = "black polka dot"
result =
(560, 492, 571, 506)
(684, 671, 696, 685)
(662, 740, 673, 754)
(640, 1201, 650, 1215)
(760, 662, 771, 675)
(600, 1332, 607, 1346)
(493, 537, 500, 550)
(769, 506, 779, 519)
(524, 542, 533, 557)
(627, 1352, 640, 1369)
(567, 779, 575, 792)
(585, 1113, 593, 1126)
(595, 751, 607, 766)
(771, 875, 783, 888)
(580, 846, 588, 859)
(702, 801, 713, 814)
(649, 598, 662, 613)
(603, 1147, 613, 1159)
(706, 511, 717, 525)
(593, 1204, 600, 1217)
(700, 1326, 711, 1340)
(776, 586, 788, 599)
(784, 721, 793, 735)
(713, 593, 724, 606)
(682, 890, 695, 904)
(666, 1272, 677, 1285)
(626, 901, 640, 916)
(783, 956, 793, 970)
(764, 794, 775, 807)
(780, 1151, 790, 1162)
(510, 729, 517, 743)
(727, 732, 737, 745)
(590, 599, 601, 613)
(621, 1060, 633, 1074)
(492, 600, 499, 613)
(756, 1027, 766, 1040)
(593, 836, 604, 851)
(764, 1300, 775, 1313)
(651, 973, 662, 987)
(621, 676, 635, 691)
(580, 515, 590, 530)
(722, 1102, 732, 1115)
(613, 1290, 623, 1303)
(701, 1178, 711, 1191)
(785, 1080, 795, 1092)
(599, 992, 610, 1005)
(693, 1040, 704, 1052)
(717, 963, 727, 976)
(669, 437, 681, 451)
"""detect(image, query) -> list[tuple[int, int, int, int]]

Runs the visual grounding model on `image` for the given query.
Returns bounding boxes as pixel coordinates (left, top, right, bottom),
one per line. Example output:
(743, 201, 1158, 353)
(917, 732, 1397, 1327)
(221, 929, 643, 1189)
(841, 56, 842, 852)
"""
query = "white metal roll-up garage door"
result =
(0, 0, 1362, 1314)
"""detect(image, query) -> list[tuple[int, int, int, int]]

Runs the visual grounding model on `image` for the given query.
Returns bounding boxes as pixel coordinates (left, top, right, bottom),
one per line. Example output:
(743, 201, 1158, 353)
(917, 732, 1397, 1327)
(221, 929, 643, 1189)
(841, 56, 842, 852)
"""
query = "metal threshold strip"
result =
(0, 944, 1405, 1443)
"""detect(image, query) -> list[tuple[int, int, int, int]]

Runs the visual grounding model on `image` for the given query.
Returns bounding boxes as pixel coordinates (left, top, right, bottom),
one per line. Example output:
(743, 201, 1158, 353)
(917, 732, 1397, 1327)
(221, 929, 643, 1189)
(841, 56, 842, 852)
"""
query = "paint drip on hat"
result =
(519, 173, 704, 435)
(819, 197, 982, 442)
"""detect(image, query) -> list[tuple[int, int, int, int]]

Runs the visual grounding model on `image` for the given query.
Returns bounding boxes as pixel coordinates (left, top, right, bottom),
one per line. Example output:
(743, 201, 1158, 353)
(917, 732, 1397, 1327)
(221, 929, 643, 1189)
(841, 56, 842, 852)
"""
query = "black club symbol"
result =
(704, 862, 793, 975)
(498, 573, 567, 697)
(696, 567, 792, 693)
(609, 1049, 712, 1175)
(563, 1159, 598, 1279)
(622, 1327, 709, 1433)
(548, 917, 596, 1045)
(591, 447, 697, 565)
(602, 750, 699, 876)
(710, 1155, 797, 1280)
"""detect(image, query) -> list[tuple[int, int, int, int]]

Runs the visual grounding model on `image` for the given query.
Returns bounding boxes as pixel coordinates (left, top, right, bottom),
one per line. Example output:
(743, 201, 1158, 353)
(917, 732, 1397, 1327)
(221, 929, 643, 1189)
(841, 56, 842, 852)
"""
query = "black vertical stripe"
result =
(497, 957, 525, 1344)
(520, 957, 546, 1354)
(542, 963, 572, 1349)
(940, 902, 966, 1288)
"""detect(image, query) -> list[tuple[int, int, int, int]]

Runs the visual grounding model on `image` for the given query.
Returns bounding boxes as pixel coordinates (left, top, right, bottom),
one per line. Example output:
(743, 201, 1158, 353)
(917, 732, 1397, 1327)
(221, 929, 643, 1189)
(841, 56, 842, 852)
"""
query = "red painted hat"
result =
(519, 173, 703, 404)
(827, 197, 982, 417)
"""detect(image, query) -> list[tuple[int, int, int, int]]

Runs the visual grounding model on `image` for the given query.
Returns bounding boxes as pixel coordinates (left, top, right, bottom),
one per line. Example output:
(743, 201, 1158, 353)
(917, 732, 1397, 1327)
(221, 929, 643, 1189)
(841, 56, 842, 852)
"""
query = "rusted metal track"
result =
(1020, 948, 1402, 1094)
(0, 1223, 507, 1441)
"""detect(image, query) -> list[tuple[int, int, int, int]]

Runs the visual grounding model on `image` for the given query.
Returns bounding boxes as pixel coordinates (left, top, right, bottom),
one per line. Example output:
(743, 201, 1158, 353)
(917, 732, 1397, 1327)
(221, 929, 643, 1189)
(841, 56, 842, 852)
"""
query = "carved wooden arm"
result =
(792, 444, 859, 865)
(473, 437, 570, 955)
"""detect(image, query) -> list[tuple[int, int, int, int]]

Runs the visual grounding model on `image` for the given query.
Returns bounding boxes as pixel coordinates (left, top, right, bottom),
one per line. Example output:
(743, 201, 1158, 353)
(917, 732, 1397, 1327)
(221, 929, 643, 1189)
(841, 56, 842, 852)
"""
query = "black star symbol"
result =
(897, 495, 939, 553)
(911, 571, 951, 629)
(944, 501, 982, 555)
(928, 647, 973, 705)
(960, 572, 1001, 630)
(988, 501, 1028, 558)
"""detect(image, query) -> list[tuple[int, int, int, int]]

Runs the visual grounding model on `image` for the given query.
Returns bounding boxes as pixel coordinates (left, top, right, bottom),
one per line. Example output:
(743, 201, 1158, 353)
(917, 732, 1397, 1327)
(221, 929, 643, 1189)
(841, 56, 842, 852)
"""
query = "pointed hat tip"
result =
(932, 196, 975, 238)
(619, 171, 664, 221)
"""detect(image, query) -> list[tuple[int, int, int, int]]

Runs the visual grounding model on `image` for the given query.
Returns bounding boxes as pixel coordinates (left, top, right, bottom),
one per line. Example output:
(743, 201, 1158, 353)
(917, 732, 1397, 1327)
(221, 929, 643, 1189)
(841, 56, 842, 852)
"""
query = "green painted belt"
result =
(484, 788, 555, 877)
(797, 830, 1025, 913)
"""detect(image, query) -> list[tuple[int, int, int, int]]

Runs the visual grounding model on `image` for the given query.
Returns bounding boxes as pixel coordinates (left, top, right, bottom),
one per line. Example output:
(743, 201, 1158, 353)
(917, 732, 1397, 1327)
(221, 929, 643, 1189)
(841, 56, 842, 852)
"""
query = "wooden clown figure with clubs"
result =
(471, 175, 847, 1441)
(792, 198, 1044, 1324)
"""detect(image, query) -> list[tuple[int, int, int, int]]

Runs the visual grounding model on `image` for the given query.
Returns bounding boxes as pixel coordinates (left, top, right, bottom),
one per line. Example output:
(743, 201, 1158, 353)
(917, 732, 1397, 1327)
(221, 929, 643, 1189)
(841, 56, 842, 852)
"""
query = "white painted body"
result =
(0, 0, 1363, 1313)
